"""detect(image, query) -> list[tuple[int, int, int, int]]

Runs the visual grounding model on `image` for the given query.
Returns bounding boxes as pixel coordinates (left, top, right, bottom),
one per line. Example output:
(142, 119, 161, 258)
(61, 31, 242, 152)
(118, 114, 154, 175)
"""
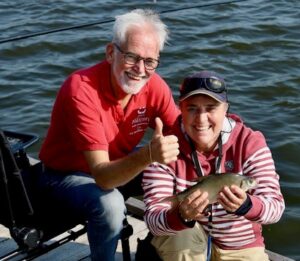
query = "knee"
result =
(89, 189, 126, 230)
(152, 225, 207, 253)
(152, 231, 207, 261)
(103, 189, 126, 218)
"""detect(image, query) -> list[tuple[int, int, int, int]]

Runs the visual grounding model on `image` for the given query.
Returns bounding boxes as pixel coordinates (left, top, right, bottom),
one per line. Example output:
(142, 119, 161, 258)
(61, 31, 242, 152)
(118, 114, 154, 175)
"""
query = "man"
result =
(39, 9, 180, 260)
(143, 71, 285, 261)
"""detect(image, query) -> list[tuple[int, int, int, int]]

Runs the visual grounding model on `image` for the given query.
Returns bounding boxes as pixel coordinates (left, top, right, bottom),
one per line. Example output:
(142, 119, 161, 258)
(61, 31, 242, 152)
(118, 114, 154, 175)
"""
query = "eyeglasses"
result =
(113, 43, 160, 70)
(182, 76, 227, 95)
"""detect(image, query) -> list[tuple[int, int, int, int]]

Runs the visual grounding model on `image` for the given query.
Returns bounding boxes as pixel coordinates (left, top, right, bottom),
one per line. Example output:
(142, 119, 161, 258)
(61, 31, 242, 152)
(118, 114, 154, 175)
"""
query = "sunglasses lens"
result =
(205, 77, 225, 92)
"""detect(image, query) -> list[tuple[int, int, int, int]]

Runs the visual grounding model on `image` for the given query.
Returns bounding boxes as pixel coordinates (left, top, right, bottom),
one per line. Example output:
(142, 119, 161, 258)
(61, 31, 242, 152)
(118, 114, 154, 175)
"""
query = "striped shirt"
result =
(143, 114, 285, 250)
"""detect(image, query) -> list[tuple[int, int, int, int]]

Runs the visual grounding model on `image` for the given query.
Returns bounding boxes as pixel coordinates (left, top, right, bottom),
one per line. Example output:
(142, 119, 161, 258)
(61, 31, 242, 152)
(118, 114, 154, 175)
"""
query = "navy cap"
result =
(179, 70, 227, 102)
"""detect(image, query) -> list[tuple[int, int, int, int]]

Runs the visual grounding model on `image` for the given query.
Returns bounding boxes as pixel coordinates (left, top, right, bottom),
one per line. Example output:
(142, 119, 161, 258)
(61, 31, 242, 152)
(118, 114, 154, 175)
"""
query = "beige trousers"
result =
(211, 245, 270, 261)
(151, 223, 269, 261)
(151, 223, 208, 261)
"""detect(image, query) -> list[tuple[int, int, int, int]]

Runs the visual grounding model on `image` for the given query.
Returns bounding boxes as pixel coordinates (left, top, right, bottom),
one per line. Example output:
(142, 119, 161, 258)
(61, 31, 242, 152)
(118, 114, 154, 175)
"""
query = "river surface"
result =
(0, 0, 299, 259)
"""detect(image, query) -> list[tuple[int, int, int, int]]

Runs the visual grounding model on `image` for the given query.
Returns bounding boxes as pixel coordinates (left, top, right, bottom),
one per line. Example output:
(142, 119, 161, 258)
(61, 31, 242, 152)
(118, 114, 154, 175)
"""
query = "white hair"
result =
(112, 9, 169, 51)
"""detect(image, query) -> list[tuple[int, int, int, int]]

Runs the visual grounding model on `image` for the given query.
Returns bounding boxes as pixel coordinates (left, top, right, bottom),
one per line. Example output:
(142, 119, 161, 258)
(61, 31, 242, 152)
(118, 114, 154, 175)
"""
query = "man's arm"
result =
(84, 117, 179, 190)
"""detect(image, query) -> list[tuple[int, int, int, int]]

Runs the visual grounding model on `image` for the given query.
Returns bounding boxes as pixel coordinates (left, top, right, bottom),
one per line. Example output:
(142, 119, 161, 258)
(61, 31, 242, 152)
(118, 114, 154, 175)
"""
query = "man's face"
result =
(110, 26, 160, 95)
(180, 94, 228, 153)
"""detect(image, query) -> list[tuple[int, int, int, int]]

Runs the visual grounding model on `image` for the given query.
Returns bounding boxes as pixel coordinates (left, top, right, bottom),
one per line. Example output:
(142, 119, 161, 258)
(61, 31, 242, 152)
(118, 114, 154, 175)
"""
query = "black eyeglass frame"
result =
(113, 43, 160, 70)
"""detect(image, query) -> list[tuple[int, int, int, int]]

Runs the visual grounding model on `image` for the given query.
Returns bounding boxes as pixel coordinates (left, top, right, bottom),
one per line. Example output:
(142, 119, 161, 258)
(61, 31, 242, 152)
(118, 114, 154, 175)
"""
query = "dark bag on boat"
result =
(135, 232, 162, 261)
(0, 130, 34, 227)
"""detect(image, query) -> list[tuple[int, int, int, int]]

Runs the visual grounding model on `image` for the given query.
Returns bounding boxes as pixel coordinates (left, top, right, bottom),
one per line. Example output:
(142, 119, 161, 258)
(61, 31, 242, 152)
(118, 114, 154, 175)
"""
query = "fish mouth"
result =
(241, 178, 257, 190)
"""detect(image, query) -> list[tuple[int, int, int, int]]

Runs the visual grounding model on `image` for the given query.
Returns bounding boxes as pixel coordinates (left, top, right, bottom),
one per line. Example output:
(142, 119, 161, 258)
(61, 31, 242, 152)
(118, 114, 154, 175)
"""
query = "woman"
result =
(142, 70, 285, 261)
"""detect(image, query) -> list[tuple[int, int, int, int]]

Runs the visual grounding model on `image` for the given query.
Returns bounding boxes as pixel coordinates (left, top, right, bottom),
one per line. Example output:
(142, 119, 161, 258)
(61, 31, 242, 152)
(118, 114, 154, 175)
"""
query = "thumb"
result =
(153, 117, 164, 138)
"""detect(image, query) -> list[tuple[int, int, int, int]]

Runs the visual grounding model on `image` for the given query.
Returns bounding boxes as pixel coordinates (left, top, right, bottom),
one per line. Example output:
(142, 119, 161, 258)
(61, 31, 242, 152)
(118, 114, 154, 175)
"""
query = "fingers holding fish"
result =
(218, 185, 247, 213)
(178, 190, 209, 221)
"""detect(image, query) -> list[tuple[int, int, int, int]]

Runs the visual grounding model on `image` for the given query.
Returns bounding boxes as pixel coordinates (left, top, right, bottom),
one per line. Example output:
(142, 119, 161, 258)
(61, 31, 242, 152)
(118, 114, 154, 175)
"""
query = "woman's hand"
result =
(218, 185, 247, 213)
(178, 190, 209, 221)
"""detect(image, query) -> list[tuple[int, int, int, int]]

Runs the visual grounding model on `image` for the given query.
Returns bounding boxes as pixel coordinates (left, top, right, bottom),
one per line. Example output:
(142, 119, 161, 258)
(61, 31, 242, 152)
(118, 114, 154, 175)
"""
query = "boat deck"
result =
(0, 214, 147, 261)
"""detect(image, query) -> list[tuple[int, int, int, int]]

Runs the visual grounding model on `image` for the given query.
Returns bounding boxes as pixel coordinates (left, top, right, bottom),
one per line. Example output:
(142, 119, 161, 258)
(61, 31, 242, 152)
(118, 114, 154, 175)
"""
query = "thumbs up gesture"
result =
(153, 117, 164, 138)
(149, 117, 179, 164)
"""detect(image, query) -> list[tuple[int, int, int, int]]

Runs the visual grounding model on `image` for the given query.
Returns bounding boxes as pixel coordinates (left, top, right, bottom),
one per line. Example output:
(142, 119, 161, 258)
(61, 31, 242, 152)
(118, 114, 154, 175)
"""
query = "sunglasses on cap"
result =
(182, 76, 226, 94)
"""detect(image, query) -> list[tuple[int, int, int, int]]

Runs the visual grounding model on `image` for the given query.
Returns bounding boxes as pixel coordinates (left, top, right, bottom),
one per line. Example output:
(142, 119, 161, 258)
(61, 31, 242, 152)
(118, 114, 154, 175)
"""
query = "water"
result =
(1, 0, 299, 259)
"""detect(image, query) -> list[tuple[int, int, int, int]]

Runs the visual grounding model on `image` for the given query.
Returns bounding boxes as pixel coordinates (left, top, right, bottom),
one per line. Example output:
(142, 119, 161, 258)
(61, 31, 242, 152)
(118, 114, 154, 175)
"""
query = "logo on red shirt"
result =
(130, 107, 149, 136)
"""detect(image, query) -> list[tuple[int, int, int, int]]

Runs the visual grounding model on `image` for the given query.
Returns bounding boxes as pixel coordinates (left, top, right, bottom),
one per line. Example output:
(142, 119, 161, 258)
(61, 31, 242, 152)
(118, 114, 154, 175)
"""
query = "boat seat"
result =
(0, 129, 133, 261)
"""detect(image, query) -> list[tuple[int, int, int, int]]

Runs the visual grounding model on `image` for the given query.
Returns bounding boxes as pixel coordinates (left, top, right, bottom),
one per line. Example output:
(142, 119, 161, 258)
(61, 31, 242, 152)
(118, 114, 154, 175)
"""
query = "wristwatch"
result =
(178, 210, 195, 226)
(183, 217, 193, 223)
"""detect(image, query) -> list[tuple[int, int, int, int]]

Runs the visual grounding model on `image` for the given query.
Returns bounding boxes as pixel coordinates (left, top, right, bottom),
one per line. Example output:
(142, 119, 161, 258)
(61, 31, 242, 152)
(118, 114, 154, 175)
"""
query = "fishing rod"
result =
(0, 0, 249, 45)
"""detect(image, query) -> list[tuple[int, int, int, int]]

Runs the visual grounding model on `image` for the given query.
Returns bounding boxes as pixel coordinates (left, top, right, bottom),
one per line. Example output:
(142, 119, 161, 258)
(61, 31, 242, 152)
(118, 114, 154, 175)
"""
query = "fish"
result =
(163, 173, 257, 206)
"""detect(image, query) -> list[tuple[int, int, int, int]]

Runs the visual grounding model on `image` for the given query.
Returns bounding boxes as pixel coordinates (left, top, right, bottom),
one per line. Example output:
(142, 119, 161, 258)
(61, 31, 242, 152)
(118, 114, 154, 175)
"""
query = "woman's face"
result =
(180, 94, 228, 153)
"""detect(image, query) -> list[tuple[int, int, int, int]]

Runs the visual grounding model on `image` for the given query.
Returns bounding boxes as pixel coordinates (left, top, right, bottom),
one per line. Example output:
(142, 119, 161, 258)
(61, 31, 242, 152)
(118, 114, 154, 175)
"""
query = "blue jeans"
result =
(38, 168, 126, 261)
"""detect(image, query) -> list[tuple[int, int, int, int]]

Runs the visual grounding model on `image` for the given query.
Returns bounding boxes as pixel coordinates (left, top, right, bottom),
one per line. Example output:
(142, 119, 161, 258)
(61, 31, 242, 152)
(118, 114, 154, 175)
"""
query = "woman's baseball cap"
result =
(179, 70, 228, 103)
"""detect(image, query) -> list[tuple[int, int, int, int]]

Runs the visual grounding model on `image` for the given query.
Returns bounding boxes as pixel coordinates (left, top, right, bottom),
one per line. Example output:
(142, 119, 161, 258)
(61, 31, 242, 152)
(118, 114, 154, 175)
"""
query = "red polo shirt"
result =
(39, 60, 179, 173)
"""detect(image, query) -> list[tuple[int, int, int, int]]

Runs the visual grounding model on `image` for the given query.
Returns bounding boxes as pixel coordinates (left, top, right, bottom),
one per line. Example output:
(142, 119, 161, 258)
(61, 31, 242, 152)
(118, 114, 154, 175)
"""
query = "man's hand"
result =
(150, 117, 179, 164)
